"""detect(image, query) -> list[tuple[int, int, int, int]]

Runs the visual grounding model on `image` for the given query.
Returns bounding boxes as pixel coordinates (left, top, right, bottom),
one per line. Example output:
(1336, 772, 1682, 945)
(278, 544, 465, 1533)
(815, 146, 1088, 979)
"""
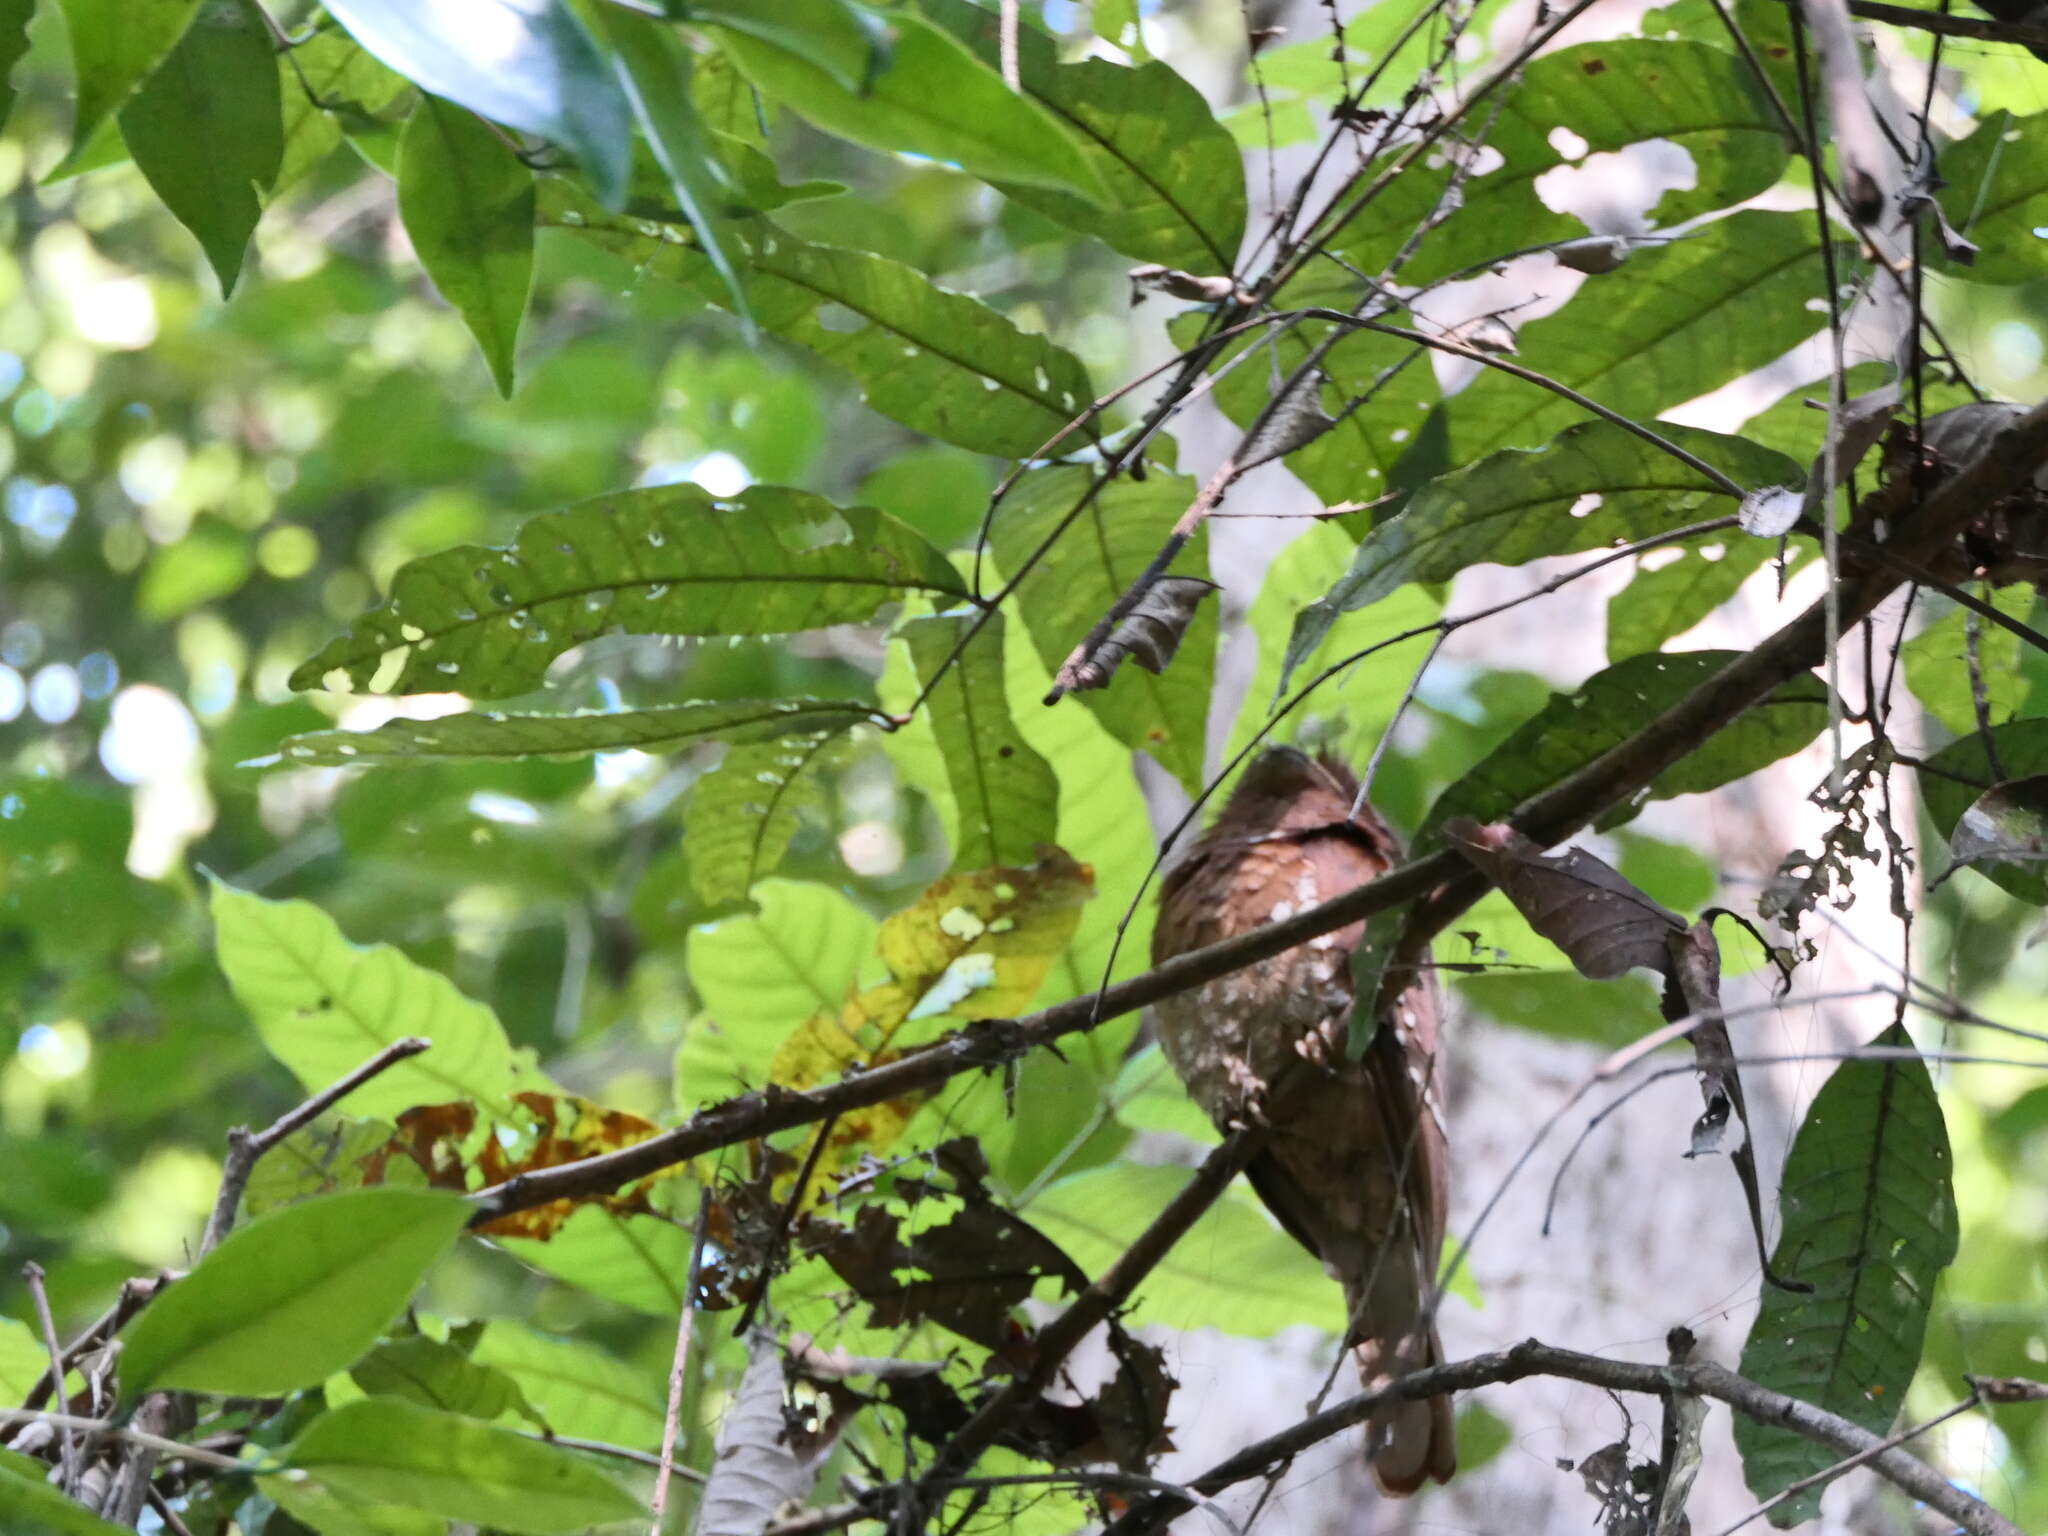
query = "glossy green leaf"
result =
(1287, 421, 1801, 684)
(683, 725, 854, 906)
(544, 187, 1098, 456)
(469, 1320, 666, 1448)
(989, 465, 1217, 794)
(322, 0, 631, 205)
(706, 0, 1103, 202)
(398, 96, 535, 396)
(0, 1464, 132, 1536)
(1901, 587, 2036, 735)
(290, 484, 966, 698)
(1733, 1024, 1958, 1526)
(1937, 109, 2048, 284)
(117, 0, 280, 295)
(921, 0, 1243, 271)
(283, 1397, 642, 1533)
(1326, 41, 1787, 284)
(276, 698, 874, 766)
(1606, 532, 1782, 662)
(273, 29, 411, 193)
(120, 1188, 469, 1398)
(905, 611, 1060, 870)
(1419, 651, 1828, 843)
(211, 880, 549, 1120)
(51, 0, 202, 169)
(351, 1333, 541, 1426)
(588, 5, 749, 319)
(1030, 1165, 1343, 1336)
(1449, 212, 1843, 459)
(1918, 723, 2048, 904)
(684, 879, 878, 1096)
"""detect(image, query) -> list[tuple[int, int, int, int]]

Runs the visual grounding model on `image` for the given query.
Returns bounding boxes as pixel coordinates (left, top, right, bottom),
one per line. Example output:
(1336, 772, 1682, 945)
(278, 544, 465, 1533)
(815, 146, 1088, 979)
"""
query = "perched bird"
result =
(1151, 746, 1455, 1494)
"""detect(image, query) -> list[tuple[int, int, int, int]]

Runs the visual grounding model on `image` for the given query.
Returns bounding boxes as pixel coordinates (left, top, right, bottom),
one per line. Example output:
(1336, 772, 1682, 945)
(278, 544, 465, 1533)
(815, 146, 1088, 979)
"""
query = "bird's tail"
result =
(1355, 1330, 1457, 1496)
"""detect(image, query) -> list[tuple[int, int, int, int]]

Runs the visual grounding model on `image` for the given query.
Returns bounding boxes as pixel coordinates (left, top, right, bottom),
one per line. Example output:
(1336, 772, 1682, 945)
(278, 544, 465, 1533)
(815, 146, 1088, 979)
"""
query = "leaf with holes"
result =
(905, 611, 1059, 869)
(684, 727, 857, 908)
(276, 698, 874, 766)
(1733, 1024, 1957, 1527)
(120, 1188, 469, 1398)
(921, 0, 1244, 272)
(1326, 41, 1787, 285)
(211, 880, 550, 1120)
(1606, 534, 1788, 662)
(1419, 652, 1829, 845)
(541, 186, 1098, 458)
(398, 96, 535, 396)
(989, 465, 1217, 793)
(118, 0, 280, 295)
(1285, 421, 1800, 687)
(289, 484, 965, 697)
(1448, 212, 1845, 459)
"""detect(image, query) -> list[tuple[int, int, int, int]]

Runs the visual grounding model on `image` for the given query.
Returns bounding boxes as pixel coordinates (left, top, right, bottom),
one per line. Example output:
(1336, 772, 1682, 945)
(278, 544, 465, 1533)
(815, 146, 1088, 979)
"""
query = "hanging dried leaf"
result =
(1048, 577, 1219, 697)
(696, 1331, 823, 1536)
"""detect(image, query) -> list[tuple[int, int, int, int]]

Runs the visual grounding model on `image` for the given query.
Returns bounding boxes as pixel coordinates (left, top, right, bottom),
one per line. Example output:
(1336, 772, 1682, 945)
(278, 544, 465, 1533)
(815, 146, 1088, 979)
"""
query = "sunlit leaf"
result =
(1287, 421, 1801, 685)
(398, 95, 535, 397)
(1606, 533, 1784, 662)
(117, 0, 280, 295)
(905, 611, 1060, 869)
(351, 1332, 541, 1427)
(322, 0, 631, 204)
(273, 29, 411, 193)
(211, 881, 551, 1120)
(290, 483, 965, 697)
(276, 698, 875, 766)
(283, 1396, 643, 1533)
(469, 1320, 667, 1448)
(683, 726, 857, 907)
(1733, 1024, 1958, 1526)
(50, 0, 202, 170)
(494, 1204, 696, 1315)
(1937, 108, 2048, 284)
(989, 465, 1217, 793)
(1901, 587, 2036, 736)
(119, 1188, 469, 1398)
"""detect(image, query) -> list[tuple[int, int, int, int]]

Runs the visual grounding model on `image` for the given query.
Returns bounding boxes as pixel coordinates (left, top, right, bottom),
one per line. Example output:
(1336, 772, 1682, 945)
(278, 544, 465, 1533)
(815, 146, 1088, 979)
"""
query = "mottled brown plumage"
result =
(1151, 747, 1455, 1494)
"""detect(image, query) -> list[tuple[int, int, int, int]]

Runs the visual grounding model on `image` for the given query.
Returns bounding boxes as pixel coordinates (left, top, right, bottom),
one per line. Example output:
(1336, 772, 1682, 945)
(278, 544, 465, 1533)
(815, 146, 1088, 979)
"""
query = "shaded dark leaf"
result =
(1942, 774, 2048, 894)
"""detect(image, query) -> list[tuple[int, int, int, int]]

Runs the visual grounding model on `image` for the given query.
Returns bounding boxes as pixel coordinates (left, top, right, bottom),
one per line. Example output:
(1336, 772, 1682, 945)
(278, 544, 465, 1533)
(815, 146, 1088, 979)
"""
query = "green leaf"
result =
(51, 0, 203, 170)
(1287, 421, 1802, 684)
(1029, 1165, 1344, 1336)
(289, 483, 966, 698)
(284, 1397, 642, 1534)
(1449, 211, 1843, 459)
(469, 1320, 667, 1448)
(0, 1464, 132, 1536)
(117, 0, 281, 295)
(273, 30, 411, 194)
(494, 1205, 695, 1315)
(1453, 970, 1664, 1050)
(1606, 532, 1783, 662)
(321, 0, 631, 205)
(1326, 41, 1787, 285)
(1945, 775, 2048, 894)
(351, 1333, 540, 1426)
(276, 698, 875, 766)
(1110, 1044, 1219, 1144)
(1418, 651, 1829, 843)
(989, 465, 1217, 794)
(1901, 587, 2036, 735)
(684, 879, 878, 1097)
(0, 0, 33, 135)
(544, 188, 1098, 457)
(1937, 109, 2048, 284)
(905, 611, 1060, 870)
(683, 727, 855, 907)
(398, 95, 536, 397)
(0, 1318, 50, 1402)
(258, 1472, 446, 1536)
(211, 880, 549, 1120)
(1733, 1024, 1958, 1526)
(119, 1188, 469, 1398)
(588, 6, 749, 320)
(920, 0, 1244, 271)
(705, 0, 1104, 201)
(1918, 723, 2048, 904)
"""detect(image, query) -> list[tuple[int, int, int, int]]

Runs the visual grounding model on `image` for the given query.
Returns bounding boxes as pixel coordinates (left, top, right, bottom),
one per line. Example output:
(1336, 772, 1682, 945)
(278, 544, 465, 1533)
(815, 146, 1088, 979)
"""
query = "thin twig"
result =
(651, 1190, 713, 1532)
(0, 1409, 255, 1475)
(22, 1264, 77, 1490)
